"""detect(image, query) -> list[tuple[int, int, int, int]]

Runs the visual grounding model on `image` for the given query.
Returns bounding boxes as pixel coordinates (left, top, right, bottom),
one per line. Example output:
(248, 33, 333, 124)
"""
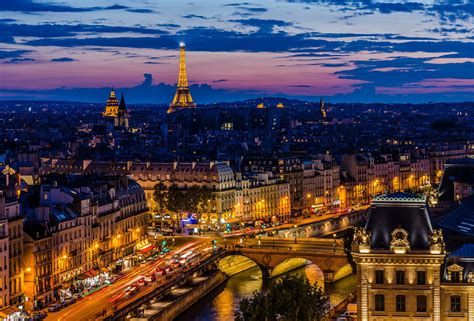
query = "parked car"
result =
(48, 304, 61, 312)
(66, 297, 76, 305)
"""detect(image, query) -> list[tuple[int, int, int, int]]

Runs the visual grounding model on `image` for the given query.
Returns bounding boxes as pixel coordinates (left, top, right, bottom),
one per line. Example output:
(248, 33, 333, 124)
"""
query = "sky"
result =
(0, 0, 473, 104)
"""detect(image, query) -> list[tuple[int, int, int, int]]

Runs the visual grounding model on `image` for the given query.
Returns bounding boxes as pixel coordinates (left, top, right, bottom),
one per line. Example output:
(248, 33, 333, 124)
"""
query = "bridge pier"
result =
(323, 270, 335, 283)
(261, 266, 273, 279)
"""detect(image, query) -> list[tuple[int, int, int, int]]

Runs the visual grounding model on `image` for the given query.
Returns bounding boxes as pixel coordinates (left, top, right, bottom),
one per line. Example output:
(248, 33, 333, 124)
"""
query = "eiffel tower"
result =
(167, 42, 196, 113)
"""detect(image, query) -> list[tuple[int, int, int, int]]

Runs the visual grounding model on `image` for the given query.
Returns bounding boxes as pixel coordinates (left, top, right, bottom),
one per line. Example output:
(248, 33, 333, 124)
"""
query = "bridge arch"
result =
(218, 248, 349, 283)
(333, 263, 353, 282)
(217, 252, 263, 277)
(270, 257, 325, 283)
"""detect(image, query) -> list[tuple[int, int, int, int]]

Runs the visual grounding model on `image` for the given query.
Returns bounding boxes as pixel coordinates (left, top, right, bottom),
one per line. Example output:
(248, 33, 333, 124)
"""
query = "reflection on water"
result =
(177, 263, 356, 321)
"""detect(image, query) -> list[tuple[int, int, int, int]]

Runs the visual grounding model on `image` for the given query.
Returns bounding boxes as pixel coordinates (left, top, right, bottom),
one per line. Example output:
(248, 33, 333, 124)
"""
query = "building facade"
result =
(353, 192, 474, 321)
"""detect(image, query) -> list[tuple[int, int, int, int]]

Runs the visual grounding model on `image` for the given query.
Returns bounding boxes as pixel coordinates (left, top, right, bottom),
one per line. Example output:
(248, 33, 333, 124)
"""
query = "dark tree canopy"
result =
(236, 275, 328, 321)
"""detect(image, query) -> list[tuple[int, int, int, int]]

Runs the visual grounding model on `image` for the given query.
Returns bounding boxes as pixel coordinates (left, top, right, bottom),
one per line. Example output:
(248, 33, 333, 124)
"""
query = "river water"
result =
(177, 263, 356, 321)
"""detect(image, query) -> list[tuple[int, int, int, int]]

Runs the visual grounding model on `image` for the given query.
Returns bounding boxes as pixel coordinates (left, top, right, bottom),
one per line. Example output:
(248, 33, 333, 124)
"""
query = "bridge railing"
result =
(232, 246, 346, 256)
(101, 249, 227, 321)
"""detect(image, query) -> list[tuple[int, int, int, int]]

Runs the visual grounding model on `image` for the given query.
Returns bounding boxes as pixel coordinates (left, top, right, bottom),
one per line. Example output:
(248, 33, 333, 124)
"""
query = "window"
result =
(396, 295, 406, 312)
(417, 271, 426, 285)
(452, 271, 461, 283)
(451, 295, 461, 312)
(375, 270, 384, 284)
(417, 295, 427, 312)
(396, 270, 405, 285)
(375, 294, 385, 311)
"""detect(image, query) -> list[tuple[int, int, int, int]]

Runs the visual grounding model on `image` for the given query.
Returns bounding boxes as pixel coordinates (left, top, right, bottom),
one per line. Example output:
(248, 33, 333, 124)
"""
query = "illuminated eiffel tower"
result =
(167, 42, 196, 113)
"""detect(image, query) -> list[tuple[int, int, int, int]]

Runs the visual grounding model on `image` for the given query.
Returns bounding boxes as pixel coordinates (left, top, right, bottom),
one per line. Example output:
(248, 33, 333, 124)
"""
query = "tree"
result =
(236, 275, 328, 321)
(167, 185, 186, 231)
(152, 182, 168, 231)
(196, 186, 213, 234)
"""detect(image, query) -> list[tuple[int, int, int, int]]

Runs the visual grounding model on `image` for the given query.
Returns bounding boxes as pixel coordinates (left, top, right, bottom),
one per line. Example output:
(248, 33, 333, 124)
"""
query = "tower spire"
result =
(320, 97, 327, 119)
(115, 93, 129, 128)
(168, 42, 196, 113)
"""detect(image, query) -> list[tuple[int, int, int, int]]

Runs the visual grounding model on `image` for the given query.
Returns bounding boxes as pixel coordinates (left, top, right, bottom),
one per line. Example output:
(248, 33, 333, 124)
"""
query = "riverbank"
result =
(128, 270, 227, 321)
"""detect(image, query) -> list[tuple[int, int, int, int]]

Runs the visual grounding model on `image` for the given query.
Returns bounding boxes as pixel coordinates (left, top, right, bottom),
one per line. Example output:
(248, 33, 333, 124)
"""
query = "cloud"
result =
(51, 57, 75, 62)
(232, 18, 292, 31)
(142, 73, 153, 86)
(329, 55, 474, 102)
(0, 49, 32, 59)
(212, 79, 228, 83)
(0, 73, 268, 104)
(289, 85, 312, 88)
(182, 14, 208, 19)
(362, 2, 425, 14)
(0, 0, 129, 12)
(238, 6, 267, 13)
(4, 57, 35, 64)
(223, 2, 267, 13)
(320, 63, 349, 67)
(126, 8, 155, 13)
(0, 21, 169, 41)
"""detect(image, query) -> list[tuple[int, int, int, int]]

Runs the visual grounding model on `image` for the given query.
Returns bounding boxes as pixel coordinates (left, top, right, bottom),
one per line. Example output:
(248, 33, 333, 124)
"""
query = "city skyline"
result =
(1, 0, 474, 104)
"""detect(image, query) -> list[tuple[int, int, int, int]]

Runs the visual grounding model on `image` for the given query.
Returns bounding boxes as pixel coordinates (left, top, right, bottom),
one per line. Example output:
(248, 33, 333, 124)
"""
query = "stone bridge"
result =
(219, 244, 350, 283)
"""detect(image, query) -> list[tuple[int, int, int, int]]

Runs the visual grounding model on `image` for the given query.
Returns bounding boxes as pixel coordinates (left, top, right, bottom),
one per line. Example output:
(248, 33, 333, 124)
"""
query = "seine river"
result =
(177, 263, 356, 321)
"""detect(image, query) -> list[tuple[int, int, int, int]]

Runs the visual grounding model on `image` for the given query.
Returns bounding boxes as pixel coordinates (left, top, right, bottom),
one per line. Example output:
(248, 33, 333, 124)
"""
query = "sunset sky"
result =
(1, 0, 473, 103)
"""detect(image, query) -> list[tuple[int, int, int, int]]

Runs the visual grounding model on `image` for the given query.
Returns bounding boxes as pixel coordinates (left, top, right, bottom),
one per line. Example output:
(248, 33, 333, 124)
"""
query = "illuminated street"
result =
(46, 237, 211, 321)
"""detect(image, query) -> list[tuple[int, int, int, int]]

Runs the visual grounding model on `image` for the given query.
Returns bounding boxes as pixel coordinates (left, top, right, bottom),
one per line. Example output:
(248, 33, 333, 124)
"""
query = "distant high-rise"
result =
(104, 89, 119, 117)
(115, 93, 129, 128)
(320, 97, 327, 119)
(167, 42, 196, 113)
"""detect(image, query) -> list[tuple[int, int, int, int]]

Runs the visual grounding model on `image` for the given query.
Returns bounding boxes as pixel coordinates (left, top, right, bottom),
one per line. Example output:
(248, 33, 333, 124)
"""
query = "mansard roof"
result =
(366, 192, 433, 251)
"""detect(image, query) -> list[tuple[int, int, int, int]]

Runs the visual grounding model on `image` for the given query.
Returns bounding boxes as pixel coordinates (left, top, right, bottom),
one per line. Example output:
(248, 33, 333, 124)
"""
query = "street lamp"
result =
(333, 233, 337, 254)
(272, 229, 276, 249)
(294, 224, 297, 244)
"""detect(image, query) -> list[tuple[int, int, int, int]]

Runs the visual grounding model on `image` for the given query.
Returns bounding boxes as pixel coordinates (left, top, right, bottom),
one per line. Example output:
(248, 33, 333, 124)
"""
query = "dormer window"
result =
(447, 264, 464, 283)
(452, 271, 461, 283)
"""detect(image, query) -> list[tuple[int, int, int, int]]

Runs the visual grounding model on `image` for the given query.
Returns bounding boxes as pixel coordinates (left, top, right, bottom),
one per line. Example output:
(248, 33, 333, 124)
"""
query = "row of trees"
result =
(152, 182, 214, 233)
(236, 275, 328, 321)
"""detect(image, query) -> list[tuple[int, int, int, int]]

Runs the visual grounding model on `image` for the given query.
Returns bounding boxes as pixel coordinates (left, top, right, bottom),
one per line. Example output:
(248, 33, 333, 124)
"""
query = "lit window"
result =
(375, 270, 384, 285)
(396, 270, 405, 285)
(451, 296, 461, 312)
(396, 295, 406, 312)
(375, 294, 385, 311)
(417, 271, 426, 285)
(416, 295, 427, 312)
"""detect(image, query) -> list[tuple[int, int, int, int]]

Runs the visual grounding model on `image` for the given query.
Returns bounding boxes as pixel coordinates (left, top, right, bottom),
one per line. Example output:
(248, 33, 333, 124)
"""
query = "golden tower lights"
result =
(167, 42, 196, 113)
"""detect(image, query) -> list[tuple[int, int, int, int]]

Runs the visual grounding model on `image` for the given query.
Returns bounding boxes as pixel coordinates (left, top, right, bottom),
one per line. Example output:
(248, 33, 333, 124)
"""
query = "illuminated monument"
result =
(103, 88, 119, 117)
(167, 42, 196, 113)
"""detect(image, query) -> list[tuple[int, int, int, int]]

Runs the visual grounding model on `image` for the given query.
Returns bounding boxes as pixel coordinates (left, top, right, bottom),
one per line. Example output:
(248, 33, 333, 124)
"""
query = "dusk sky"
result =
(1, 0, 473, 103)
